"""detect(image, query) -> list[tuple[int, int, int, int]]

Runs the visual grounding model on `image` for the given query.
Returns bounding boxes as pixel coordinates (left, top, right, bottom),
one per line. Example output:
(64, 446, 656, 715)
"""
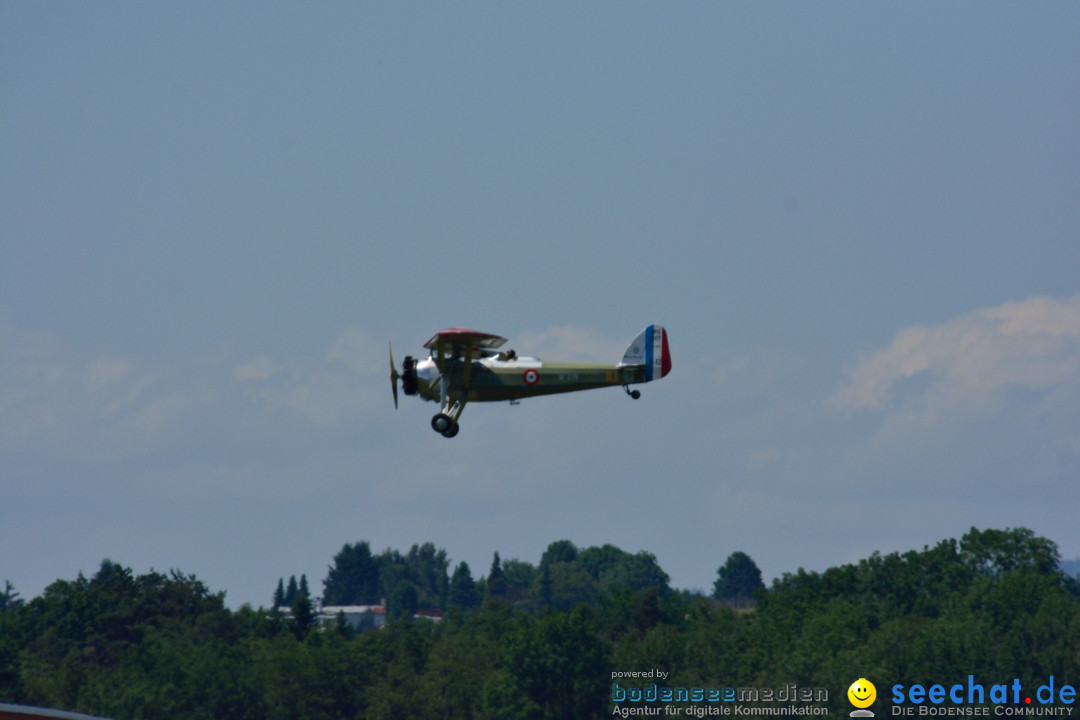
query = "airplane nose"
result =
(401, 356, 419, 396)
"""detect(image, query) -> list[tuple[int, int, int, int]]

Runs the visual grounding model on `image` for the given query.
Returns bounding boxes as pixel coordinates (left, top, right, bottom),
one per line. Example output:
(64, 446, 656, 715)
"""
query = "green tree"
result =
(3, 529, 1077, 720)
(9, 561, 238, 717)
(1, 581, 23, 613)
(405, 542, 450, 609)
(545, 562, 598, 611)
(0, 589, 22, 700)
(389, 581, 420, 620)
(273, 578, 285, 608)
(502, 559, 537, 605)
(505, 605, 610, 718)
(322, 541, 380, 605)
(290, 593, 315, 640)
(487, 552, 508, 601)
(537, 562, 553, 608)
(480, 670, 542, 719)
(375, 548, 419, 614)
(959, 526, 1061, 576)
(541, 539, 578, 566)
(713, 551, 764, 608)
(598, 550, 671, 596)
(578, 544, 626, 579)
(449, 562, 481, 610)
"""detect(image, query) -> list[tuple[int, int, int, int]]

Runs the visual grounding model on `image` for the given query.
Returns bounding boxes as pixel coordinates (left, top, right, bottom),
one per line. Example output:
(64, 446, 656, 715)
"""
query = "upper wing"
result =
(423, 328, 508, 354)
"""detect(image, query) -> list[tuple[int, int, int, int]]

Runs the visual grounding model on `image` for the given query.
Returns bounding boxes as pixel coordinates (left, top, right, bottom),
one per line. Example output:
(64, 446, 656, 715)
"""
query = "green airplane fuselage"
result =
(412, 356, 648, 404)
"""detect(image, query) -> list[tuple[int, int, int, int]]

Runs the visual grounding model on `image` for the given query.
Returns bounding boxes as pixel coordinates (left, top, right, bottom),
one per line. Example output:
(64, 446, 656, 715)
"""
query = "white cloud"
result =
(0, 321, 382, 469)
(832, 294, 1080, 413)
(237, 361, 365, 427)
(985, 296, 1080, 337)
(0, 322, 213, 461)
(326, 327, 373, 373)
(233, 328, 382, 427)
(234, 355, 280, 382)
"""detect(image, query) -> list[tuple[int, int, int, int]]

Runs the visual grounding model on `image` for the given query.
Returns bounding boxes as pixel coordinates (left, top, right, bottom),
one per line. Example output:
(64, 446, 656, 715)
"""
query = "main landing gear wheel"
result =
(431, 413, 459, 437)
(431, 413, 452, 433)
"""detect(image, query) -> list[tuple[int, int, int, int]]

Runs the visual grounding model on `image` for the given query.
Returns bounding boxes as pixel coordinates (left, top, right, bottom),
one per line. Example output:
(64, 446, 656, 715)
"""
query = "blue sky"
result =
(3, 3, 1078, 608)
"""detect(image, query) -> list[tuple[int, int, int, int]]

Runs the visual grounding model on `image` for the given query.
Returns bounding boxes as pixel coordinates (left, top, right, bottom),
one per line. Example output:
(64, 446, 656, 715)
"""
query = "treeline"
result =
(1, 528, 1078, 720)
(305, 539, 681, 616)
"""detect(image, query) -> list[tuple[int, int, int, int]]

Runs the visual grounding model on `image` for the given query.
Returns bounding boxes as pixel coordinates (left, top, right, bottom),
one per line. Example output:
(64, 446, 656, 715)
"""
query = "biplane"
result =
(390, 325, 671, 437)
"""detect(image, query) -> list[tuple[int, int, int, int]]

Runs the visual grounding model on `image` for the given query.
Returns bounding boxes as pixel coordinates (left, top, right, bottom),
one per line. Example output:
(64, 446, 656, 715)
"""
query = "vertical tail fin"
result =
(618, 325, 672, 381)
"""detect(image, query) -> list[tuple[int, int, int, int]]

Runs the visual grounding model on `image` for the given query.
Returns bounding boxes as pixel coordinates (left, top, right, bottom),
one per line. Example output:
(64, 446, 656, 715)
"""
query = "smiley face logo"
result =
(847, 678, 876, 709)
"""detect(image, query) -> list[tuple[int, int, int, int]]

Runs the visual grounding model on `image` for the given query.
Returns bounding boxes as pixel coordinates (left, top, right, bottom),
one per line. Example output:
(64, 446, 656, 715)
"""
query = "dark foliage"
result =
(712, 550, 764, 608)
(1, 527, 1077, 720)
